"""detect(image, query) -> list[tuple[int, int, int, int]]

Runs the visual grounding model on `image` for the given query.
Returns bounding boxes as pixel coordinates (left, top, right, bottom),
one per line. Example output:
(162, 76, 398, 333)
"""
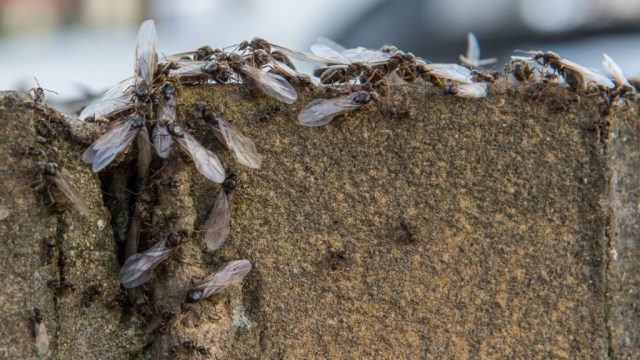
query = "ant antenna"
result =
(33, 77, 59, 95)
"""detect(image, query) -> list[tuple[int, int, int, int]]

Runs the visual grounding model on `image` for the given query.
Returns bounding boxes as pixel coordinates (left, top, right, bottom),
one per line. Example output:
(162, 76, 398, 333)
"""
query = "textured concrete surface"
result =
(0, 91, 143, 359)
(0, 83, 637, 359)
(184, 84, 613, 359)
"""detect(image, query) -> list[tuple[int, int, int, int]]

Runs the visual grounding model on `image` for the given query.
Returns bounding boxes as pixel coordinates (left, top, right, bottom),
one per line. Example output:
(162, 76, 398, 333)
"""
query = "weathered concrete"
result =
(607, 103, 640, 359)
(0, 83, 637, 359)
(0, 92, 145, 359)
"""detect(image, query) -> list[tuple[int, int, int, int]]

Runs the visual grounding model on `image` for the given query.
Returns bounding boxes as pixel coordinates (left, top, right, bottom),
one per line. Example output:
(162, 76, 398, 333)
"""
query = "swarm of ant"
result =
(7, 19, 637, 355)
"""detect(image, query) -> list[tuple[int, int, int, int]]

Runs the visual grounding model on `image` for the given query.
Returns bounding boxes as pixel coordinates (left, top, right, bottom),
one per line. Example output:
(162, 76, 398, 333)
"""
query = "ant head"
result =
(195, 45, 214, 60)
(253, 49, 271, 66)
(185, 289, 203, 303)
(44, 162, 57, 176)
(167, 123, 183, 137)
(166, 232, 182, 247)
(238, 40, 250, 51)
(353, 91, 373, 104)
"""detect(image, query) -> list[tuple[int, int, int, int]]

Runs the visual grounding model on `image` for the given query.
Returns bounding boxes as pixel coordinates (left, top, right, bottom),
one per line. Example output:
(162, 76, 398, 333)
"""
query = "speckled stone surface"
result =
(0, 84, 637, 359)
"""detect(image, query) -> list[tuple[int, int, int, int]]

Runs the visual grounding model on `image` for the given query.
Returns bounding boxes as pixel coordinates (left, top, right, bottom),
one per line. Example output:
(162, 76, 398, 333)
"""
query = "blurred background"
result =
(1, 0, 640, 110)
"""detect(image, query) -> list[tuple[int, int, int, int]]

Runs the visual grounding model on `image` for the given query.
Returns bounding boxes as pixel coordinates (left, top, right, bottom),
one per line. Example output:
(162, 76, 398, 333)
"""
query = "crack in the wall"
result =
(99, 166, 135, 267)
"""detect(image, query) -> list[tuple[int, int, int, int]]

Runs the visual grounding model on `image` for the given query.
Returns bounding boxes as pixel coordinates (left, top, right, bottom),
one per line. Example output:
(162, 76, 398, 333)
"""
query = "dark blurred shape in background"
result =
(1, 0, 639, 105)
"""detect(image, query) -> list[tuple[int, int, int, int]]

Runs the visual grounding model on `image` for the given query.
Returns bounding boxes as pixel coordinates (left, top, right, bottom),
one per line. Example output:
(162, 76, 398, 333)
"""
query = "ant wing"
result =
(240, 65, 298, 104)
(119, 238, 172, 288)
(204, 188, 231, 251)
(34, 321, 50, 356)
(173, 130, 226, 183)
(271, 44, 342, 66)
(467, 32, 481, 65)
(194, 260, 252, 299)
(134, 19, 158, 95)
(315, 37, 346, 53)
(50, 170, 90, 218)
(78, 78, 134, 121)
(559, 57, 615, 89)
(212, 114, 261, 169)
(83, 118, 141, 172)
(310, 42, 351, 64)
(452, 82, 488, 98)
(341, 47, 391, 64)
(602, 53, 631, 88)
(0, 205, 9, 221)
(153, 92, 177, 158)
(298, 92, 364, 127)
(424, 63, 474, 84)
(169, 60, 208, 79)
(152, 123, 173, 159)
(157, 90, 177, 123)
